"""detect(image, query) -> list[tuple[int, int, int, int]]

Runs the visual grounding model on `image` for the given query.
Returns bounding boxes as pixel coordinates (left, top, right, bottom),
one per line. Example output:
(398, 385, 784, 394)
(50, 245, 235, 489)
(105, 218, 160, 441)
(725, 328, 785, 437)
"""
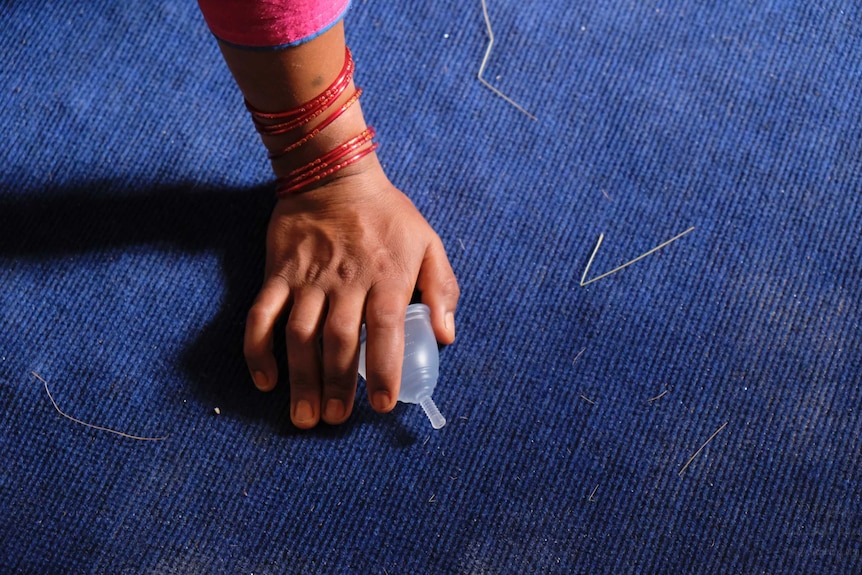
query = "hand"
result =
(243, 161, 460, 429)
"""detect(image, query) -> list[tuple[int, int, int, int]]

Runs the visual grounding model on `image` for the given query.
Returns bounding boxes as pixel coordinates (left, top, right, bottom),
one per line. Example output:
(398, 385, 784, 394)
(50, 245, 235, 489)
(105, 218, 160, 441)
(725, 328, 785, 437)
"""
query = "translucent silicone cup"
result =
(358, 303, 446, 429)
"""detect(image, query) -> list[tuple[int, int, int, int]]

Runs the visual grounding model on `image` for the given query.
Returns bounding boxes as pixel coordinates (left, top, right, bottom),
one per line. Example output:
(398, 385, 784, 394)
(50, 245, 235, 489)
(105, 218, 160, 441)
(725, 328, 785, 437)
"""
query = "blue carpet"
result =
(2, 1, 861, 573)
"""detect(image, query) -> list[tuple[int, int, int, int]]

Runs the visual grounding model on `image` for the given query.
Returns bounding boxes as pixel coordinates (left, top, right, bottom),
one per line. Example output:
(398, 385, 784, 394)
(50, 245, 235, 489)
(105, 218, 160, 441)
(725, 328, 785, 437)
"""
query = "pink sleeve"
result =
(198, 0, 351, 49)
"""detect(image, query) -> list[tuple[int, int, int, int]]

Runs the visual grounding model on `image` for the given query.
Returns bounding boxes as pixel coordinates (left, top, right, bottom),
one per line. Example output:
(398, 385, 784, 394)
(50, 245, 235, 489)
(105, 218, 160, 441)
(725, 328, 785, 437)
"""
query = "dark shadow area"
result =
(0, 180, 417, 441)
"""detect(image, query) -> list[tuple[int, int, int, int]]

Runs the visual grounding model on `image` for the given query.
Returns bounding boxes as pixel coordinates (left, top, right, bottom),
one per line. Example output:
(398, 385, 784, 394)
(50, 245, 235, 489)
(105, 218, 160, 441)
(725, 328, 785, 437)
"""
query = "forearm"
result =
(197, 1, 459, 429)
(215, 23, 371, 180)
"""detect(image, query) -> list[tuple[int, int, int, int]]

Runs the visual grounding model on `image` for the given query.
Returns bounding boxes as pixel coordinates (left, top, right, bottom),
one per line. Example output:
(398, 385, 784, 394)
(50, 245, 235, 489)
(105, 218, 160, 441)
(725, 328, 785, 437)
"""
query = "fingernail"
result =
(294, 400, 315, 425)
(372, 391, 391, 412)
(445, 312, 456, 337)
(252, 370, 270, 391)
(324, 398, 345, 422)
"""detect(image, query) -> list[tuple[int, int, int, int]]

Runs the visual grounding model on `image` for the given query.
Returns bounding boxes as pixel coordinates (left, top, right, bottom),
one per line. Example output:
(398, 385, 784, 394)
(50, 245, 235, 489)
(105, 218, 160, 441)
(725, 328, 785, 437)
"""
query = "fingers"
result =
(285, 287, 326, 429)
(244, 278, 290, 392)
(320, 291, 364, 424)
(247, 240, 458, 429)
(416, 237, 460, 345)
(363, 281, 411, 413)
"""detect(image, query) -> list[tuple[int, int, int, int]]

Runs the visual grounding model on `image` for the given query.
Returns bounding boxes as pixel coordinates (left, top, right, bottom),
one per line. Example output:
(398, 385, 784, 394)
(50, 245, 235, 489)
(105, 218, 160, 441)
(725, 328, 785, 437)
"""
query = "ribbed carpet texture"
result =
(2, 1, 860, 573)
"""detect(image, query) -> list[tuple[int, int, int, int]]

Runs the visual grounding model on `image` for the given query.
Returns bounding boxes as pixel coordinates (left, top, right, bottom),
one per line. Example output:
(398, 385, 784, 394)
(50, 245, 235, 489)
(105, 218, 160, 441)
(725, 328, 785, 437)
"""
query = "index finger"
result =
(363, 281, 410, 412)
(244, 277, 290, 391)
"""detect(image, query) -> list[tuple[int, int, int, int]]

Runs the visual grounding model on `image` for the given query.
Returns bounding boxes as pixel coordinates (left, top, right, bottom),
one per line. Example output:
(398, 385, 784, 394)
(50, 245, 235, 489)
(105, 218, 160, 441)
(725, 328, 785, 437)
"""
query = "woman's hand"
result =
(243, 160, 460, 428)
(208, 21, 457, 428)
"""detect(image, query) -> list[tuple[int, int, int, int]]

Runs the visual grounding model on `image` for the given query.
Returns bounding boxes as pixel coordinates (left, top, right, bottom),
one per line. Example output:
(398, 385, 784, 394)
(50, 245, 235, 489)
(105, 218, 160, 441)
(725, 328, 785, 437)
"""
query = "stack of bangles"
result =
(244, 46, 378, 197)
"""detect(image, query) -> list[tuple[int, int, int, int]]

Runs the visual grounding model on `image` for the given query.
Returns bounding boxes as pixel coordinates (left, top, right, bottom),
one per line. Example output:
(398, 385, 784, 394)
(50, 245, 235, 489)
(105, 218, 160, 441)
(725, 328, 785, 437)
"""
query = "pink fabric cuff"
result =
(198, 0, 351, 49)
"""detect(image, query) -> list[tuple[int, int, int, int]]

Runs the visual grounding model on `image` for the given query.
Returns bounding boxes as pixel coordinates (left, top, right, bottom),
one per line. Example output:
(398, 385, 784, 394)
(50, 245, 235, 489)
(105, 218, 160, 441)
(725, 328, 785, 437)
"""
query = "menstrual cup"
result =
(358, 304, 446, 429)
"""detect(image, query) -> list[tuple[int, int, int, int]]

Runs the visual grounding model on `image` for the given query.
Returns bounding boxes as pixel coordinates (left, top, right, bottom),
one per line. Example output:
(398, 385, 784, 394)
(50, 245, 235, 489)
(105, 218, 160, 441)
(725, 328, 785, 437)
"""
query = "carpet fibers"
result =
(2, 1, 860, 573)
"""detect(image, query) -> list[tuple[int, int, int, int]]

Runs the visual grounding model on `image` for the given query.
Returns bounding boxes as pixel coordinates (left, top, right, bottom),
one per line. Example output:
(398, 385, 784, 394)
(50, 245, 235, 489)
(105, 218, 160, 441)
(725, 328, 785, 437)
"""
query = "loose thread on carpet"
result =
(579, 394, 596, 405)
(571, 347, 586, 366)
(580, 226, 696, 287)
(647, 388, 669, 403)
(678, 421, 728, 476)
(478, 0, 537, 120)
(31, 371, 169, 442)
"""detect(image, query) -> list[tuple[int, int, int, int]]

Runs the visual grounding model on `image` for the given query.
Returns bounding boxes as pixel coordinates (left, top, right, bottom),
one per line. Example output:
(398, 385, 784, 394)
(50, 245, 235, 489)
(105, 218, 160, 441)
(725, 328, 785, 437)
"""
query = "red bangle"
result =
(285, 127, 375, 179)
(275, 127, 377, 197)
(245, 46, 354, 137)
(276, 142, 378, 197)
(267, 88, 363, 160)
(242, 44, 377, 197)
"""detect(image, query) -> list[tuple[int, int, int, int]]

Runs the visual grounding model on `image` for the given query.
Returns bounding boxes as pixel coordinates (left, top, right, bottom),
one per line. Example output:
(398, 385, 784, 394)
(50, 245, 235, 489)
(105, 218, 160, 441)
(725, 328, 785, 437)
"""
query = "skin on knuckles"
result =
(285, 285, 326, 428)
(319, 291, 364, 424)
(254, 165, 442, 427)
(242, 276, 289, 392)
(363, 281, 412, 412)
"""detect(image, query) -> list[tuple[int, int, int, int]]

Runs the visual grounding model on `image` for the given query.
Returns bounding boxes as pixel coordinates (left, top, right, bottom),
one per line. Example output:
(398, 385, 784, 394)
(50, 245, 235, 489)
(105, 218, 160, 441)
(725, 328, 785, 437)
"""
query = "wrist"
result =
(238, 44, 378, 196)
(219, 23, 378, 195)
(273, 156, 390, 215)
(265, 96, 372, 180)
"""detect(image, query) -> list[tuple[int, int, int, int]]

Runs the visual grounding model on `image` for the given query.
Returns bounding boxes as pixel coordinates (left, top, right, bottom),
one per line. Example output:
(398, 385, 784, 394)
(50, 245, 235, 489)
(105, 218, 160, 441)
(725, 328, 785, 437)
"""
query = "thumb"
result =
(416, 237, 460, 344)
